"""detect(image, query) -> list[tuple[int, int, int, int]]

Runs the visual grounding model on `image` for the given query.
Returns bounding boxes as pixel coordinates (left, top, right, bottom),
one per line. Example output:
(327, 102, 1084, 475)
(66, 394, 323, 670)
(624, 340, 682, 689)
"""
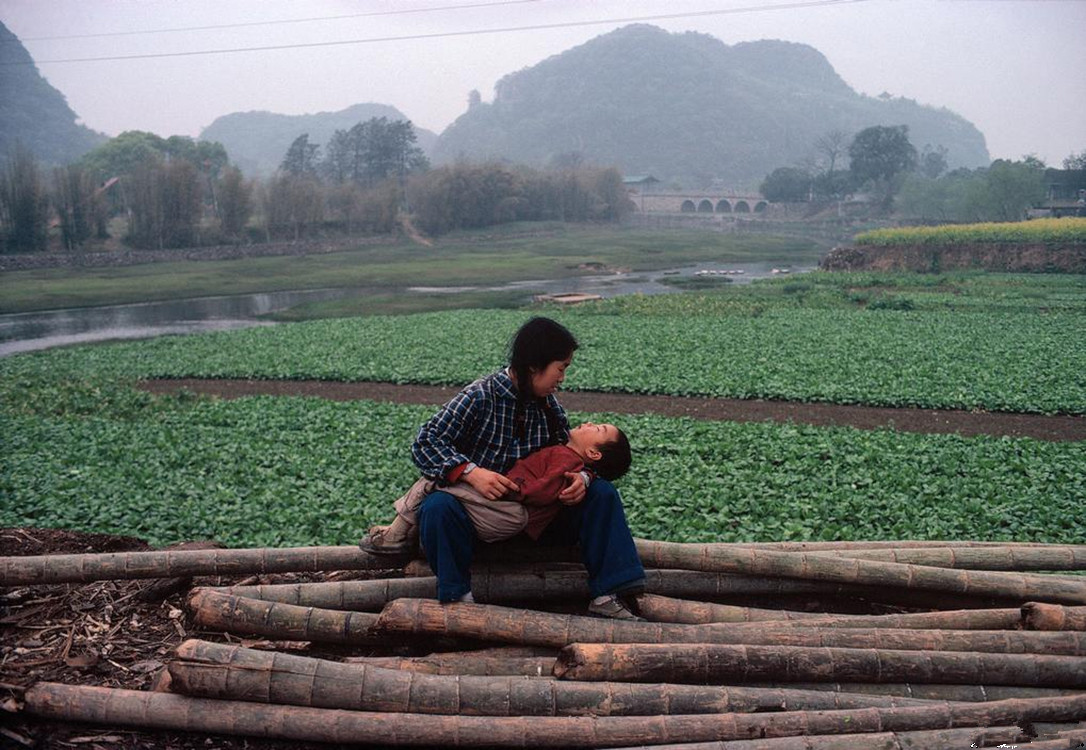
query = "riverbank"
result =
(0, 224, 822, 315)
(821, 242, 1086, 273)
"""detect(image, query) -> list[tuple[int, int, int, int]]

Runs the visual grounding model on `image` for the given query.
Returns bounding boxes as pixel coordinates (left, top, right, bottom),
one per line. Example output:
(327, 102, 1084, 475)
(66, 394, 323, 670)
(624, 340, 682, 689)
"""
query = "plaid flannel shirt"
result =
(411, 368, 571, 482)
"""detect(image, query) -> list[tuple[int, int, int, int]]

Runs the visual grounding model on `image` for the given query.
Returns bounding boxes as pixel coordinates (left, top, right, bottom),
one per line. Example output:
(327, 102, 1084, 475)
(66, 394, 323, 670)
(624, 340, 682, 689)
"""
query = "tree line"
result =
(760, 124, 1084, 222)
(0, 117, 631, 254)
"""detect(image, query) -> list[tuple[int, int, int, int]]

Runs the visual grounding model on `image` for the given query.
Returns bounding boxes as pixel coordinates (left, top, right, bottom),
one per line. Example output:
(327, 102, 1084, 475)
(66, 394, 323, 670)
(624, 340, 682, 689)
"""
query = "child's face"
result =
(567, 422, 619, 461)
(529, 355, 572, 398)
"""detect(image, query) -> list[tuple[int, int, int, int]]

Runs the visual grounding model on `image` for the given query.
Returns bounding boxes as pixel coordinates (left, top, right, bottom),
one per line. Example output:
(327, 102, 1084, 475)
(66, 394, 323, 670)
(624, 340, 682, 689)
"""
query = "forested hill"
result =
(0, 22, 106, 164)
(199, 104, 438, 176)
(433, 24, 990, 188)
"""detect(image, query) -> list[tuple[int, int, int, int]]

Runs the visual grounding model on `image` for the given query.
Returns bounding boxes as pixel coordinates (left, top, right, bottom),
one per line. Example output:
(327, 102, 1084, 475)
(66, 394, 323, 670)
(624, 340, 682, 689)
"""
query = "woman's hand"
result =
(463, 467, 520, 501)
(558, 472, 587, 505)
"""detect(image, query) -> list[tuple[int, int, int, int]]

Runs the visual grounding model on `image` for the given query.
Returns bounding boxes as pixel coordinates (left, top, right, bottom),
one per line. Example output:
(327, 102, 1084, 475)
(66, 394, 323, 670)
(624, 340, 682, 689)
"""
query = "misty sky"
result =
(3, 0, 1084, 167)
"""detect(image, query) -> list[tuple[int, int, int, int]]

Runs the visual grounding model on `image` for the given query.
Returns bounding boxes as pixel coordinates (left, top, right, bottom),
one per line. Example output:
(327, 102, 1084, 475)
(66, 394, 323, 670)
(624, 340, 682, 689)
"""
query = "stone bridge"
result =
(634, 192, 768, 215)
(634, 192, 770, 215)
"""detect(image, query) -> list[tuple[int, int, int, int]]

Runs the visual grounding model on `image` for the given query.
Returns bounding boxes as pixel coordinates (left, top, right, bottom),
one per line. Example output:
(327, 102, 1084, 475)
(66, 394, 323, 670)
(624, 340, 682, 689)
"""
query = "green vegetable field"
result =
(2, 271, 1084, 547)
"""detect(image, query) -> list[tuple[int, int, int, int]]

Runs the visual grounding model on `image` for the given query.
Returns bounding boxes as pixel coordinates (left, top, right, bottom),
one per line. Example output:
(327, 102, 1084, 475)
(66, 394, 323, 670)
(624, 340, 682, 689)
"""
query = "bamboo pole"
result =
(636, 594, 1023, 629)
(225, 570, 964, 611)
(555, 643, 1086, 687)
(633, 540, 1086, 604)
(1024, 603, 1086, 631)
(0, 545, 391, 586)
(638, 539, 1062, 551)
(374, 598, 1086, 654)
(224, 576, 438, 610)
(594, 725, 1029, 750)
(746, 682, 1085, 701)
(399, 564, 1018, 609)
(169, 639, 937, 715)
(23, 683, 1086, 747)
(346, 649, 559, 677)
(808, 545, 1086, 571)
(187, 588, 383, 645)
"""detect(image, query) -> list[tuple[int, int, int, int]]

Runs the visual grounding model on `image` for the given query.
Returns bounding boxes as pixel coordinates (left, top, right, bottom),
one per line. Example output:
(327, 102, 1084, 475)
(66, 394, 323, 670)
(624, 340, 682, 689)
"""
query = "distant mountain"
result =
(433, 25, 990, 188)
(0, 22, 106, 165)
(199, 103, 439, 177)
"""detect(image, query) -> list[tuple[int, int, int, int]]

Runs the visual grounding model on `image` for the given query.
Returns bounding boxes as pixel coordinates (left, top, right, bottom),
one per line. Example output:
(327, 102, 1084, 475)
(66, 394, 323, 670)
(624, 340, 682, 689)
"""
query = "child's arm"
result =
(508, 448, 585, 506)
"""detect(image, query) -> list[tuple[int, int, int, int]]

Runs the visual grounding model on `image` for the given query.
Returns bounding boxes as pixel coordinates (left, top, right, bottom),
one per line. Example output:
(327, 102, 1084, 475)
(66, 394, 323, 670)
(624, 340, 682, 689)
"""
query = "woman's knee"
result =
(586, 478, 620, 505)
(419, 491, 473, 534)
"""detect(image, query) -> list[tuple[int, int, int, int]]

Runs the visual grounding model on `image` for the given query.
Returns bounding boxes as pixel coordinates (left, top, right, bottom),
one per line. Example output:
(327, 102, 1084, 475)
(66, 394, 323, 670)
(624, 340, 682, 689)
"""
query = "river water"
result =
(0, 260, 814, 357)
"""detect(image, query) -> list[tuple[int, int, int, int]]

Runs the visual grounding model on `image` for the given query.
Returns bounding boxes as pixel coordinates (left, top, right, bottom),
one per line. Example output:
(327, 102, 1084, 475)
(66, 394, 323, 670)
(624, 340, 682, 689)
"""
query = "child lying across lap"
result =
(362, 422, 631, 552)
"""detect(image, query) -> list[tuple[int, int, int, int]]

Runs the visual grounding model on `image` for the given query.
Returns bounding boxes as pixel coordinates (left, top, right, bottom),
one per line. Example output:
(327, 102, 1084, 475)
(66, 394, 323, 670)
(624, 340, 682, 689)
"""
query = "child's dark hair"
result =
(590, 427, 632, 482)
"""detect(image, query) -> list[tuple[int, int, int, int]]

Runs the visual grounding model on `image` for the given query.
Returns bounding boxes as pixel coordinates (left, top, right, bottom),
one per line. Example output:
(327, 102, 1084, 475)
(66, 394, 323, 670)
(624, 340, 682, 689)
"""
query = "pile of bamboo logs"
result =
(9, 538, 1086, 748)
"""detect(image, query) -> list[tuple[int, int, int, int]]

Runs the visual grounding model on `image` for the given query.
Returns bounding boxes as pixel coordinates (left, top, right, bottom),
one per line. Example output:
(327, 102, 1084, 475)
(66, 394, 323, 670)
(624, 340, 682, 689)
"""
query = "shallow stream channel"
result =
(1, 260, 814, 356)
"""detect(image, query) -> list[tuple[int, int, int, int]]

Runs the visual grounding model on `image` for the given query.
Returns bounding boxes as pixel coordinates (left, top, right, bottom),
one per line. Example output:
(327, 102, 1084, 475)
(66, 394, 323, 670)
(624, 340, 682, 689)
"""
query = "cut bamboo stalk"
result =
(594, 725, 1028, 750)
(346, 649, 559, 677)
(638, 539, 1062, 551)
(169, 639, 937, 715)
(225, 570, 961, 611)
(1024, 603, 1086, 631)
(187, 588, 382, 645)
(225, 577, 438, 610)
(23, 683, 1086, 747)
(633, 540, 1086, 604)
(555, 642, 1086, 687)
(374, 598, 1086, 654)
(747, 682, 1086, 701)
(0, 545, 391, 586)
(808, 545, 1086, 571)
(636, 594, 1023, 629)
(399, 564, 1019, 609)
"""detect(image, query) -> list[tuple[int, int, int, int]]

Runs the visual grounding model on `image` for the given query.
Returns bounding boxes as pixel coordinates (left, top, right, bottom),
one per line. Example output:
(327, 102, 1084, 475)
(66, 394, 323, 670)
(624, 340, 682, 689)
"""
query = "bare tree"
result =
(814, 130, 850, 176)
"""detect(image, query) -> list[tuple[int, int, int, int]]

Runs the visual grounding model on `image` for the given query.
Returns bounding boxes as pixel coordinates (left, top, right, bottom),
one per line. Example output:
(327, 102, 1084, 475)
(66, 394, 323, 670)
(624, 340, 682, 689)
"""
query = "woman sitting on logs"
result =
(361, 316, 646, 620)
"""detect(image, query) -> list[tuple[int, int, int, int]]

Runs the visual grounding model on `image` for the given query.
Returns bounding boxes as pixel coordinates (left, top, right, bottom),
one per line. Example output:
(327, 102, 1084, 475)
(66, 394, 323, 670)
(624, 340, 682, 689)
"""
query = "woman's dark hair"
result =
(508, 317, 578, 443)
(508, 317, 579, 399)
(591, 428, 632, 482)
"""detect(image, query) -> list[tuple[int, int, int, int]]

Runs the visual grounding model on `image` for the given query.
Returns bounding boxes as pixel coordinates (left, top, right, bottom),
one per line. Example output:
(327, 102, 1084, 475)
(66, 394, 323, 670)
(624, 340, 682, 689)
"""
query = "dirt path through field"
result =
(139, 379, 1085, 442)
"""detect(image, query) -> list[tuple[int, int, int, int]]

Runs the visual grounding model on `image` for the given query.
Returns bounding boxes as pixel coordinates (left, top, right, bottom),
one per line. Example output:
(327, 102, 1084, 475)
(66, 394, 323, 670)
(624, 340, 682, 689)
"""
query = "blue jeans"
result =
(417, 479, 645, 602)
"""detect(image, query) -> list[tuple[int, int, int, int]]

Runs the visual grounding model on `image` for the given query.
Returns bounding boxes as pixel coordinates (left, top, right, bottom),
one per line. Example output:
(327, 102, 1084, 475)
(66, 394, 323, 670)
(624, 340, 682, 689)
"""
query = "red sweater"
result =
(507, 444, 585, 539)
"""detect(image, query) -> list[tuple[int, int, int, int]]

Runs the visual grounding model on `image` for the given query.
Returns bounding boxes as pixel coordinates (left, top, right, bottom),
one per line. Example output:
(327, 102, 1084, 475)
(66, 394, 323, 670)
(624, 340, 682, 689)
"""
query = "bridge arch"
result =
(754, 201, 768, 213)
(680, 200, 696, 212)
(697, 199, 713, 213)
(734, 200, 751, 213)
(716, 199, 732, 213)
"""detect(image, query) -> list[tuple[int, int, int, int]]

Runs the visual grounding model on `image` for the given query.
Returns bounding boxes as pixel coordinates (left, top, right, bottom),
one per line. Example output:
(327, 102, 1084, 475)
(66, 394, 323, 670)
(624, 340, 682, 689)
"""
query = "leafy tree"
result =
(322, 129, 353, 184)
(52, 163, 101, 250)
(0, 145, 49, 253)
(811, 170, 851, 202)
(216, 166, 252, 239)
(1063, 150, 1086, 171)
(983, 159, 1045, 221)
(80, 131, 166, 179)
(263, 173, 323, 240)
(760, 167, 811, 202)
(918, 144, 949, 180)
(848, 125, 918, 209)
(354, 117, 428, 187)
(280, 134, 320, 177)
(127, 158, 202, 249)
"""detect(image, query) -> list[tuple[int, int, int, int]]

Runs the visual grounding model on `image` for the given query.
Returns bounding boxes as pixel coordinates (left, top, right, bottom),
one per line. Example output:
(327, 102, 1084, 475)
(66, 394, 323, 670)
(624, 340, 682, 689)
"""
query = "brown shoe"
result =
(359, 527, 415, 556)
(587, 594, 644, 621)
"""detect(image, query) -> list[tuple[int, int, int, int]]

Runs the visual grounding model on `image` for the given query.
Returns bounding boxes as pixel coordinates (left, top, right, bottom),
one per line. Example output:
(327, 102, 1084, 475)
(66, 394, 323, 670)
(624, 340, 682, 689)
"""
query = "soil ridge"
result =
(139, 378, 1086, 442)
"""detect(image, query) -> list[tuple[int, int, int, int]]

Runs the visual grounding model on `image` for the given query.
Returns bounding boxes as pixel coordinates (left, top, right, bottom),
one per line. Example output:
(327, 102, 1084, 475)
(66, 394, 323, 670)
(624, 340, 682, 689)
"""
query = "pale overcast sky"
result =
(3, 0, 1084, 166)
